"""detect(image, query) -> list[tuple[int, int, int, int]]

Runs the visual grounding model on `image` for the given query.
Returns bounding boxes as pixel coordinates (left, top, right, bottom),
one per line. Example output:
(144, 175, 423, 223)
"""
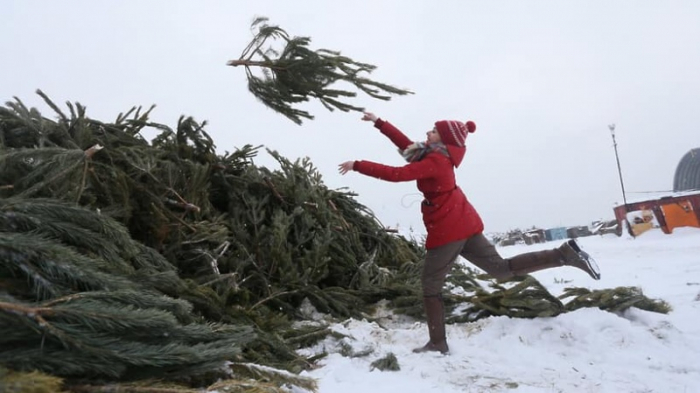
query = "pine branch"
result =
(228, 17, 413, 124)
(228, 363, 318, 392)
(70, 385, 197, 393)
(560, 286, 672, 314)
(0, 297, 255, 379)
(0, 367, 66, 393)
(206, 379, 294, 393)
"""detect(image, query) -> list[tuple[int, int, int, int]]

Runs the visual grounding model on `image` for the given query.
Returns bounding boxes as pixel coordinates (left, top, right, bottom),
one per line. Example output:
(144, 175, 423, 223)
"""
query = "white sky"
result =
(3, 1, 699, 233)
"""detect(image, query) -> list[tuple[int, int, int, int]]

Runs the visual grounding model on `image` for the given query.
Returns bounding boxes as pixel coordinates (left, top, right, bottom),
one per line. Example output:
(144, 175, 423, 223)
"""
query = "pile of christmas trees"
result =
(0, 18, 671, 393)
(0, 90, 426, 392)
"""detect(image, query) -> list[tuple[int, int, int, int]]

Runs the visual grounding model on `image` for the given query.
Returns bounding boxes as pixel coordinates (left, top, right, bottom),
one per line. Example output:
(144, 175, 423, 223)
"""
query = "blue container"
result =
(545, 227, 568, 242)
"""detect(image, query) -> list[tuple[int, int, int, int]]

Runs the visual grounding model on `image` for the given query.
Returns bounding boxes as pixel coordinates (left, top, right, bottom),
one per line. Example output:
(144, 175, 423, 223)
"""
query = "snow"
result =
(293, 228, 700, 393)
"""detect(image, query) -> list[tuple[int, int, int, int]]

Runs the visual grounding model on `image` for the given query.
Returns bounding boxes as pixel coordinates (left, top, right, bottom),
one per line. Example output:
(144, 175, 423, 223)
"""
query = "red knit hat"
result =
(434, 120, 476, 167)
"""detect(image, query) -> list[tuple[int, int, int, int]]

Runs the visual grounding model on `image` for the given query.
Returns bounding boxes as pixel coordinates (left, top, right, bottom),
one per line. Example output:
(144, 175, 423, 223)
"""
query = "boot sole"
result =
(579, 249, 601, 280)
(567, 240, 601, 280)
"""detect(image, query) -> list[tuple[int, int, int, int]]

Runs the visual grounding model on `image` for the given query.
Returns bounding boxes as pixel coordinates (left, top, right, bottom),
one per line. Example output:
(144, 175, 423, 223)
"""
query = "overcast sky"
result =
(3, 1, 699, 234)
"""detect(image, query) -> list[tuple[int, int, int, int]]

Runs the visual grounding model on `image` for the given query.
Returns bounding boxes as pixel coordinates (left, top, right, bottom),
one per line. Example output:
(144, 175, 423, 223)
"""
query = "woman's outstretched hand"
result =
(361, 112, 378, 122)
(338, 161, 355, 175)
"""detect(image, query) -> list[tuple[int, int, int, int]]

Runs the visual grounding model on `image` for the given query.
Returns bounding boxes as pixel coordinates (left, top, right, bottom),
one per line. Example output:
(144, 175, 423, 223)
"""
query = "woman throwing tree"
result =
(339, 112, 601, 354)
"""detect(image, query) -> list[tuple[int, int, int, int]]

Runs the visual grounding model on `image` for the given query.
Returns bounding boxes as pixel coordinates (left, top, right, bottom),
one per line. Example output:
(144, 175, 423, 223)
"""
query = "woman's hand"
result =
(361, 112, 378, 122)
(338, 161, 355, 175)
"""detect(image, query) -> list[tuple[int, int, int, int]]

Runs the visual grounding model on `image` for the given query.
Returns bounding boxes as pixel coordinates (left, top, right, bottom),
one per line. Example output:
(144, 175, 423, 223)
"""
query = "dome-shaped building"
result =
(674, 148, 700, 192)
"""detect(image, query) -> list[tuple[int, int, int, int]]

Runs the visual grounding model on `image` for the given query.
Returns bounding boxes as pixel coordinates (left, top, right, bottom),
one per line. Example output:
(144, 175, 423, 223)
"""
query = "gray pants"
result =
(421, 234, 512, 296)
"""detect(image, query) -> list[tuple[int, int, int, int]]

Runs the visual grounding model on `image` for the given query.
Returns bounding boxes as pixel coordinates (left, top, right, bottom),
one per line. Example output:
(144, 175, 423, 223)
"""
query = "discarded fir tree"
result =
(227, 17, 413, 124)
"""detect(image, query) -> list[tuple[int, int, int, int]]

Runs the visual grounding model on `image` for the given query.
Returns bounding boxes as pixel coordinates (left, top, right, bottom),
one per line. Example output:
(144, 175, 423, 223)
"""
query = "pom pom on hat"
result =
(466, 121, 476, 133)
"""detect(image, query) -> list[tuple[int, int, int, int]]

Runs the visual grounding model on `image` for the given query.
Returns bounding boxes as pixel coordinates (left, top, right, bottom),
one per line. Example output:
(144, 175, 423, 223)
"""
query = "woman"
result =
(338, 112, 601, 354)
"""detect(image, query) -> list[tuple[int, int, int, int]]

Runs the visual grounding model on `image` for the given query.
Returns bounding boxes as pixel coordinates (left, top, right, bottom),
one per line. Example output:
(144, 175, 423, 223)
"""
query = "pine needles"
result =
(227, 17, 413, 124)
(369, 353, 400, 372)
(0, 91, 419, 391)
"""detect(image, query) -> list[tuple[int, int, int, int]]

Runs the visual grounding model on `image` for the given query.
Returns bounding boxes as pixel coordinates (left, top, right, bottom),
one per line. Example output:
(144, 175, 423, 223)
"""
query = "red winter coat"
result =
(353, 119, 484, 249)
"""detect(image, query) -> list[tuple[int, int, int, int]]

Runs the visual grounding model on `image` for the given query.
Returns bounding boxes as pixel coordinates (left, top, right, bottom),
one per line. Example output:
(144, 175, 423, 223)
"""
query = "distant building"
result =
(523, 228, 546, 245)
(591, 219, 619, 236)
(674, 148, 700, 192)
(566, 226, 592, 238)
(545, 227, 568, 241)
(613, 191, 700, 236)
(613, 148, 700, 236)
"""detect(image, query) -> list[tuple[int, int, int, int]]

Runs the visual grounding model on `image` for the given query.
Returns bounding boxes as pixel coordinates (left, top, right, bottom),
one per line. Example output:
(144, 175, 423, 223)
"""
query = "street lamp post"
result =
(608, 124, 628, 207)
(609, 124, 635, 237)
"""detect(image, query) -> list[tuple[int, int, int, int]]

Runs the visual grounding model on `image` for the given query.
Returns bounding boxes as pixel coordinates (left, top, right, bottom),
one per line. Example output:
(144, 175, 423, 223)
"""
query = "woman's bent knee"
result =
(421, 277, 443, 297)
(489, 269, 514, 280)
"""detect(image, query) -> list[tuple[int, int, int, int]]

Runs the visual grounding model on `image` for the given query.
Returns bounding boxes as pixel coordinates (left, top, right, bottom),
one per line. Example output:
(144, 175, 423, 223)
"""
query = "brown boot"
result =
(508, 249, 563, 276)
(507, 241, 601, 280)
(558, 239, 601, 280)
(413, 295, 449, 354)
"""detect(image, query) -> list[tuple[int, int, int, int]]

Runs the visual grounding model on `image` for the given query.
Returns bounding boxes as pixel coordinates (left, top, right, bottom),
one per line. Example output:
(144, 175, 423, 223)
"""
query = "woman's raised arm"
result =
(362, 112, 412, 150)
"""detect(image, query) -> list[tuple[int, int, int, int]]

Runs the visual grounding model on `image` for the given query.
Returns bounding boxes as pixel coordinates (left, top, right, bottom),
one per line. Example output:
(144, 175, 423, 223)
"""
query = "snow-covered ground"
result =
(295, 228, 700, 393)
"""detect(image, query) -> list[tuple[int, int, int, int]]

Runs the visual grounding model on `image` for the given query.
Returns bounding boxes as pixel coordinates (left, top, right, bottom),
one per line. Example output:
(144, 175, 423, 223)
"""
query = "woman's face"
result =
(426, 128, 442, 144)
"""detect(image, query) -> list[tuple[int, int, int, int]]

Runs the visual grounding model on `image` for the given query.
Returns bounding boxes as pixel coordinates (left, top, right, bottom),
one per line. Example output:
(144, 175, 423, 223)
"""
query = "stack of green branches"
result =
(0, 92, 422, 319)
(446, 275, 671, 324)
(393, 268, 671, 324)
(0, 196, 327, 392)
(0, 92, 423, 391)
